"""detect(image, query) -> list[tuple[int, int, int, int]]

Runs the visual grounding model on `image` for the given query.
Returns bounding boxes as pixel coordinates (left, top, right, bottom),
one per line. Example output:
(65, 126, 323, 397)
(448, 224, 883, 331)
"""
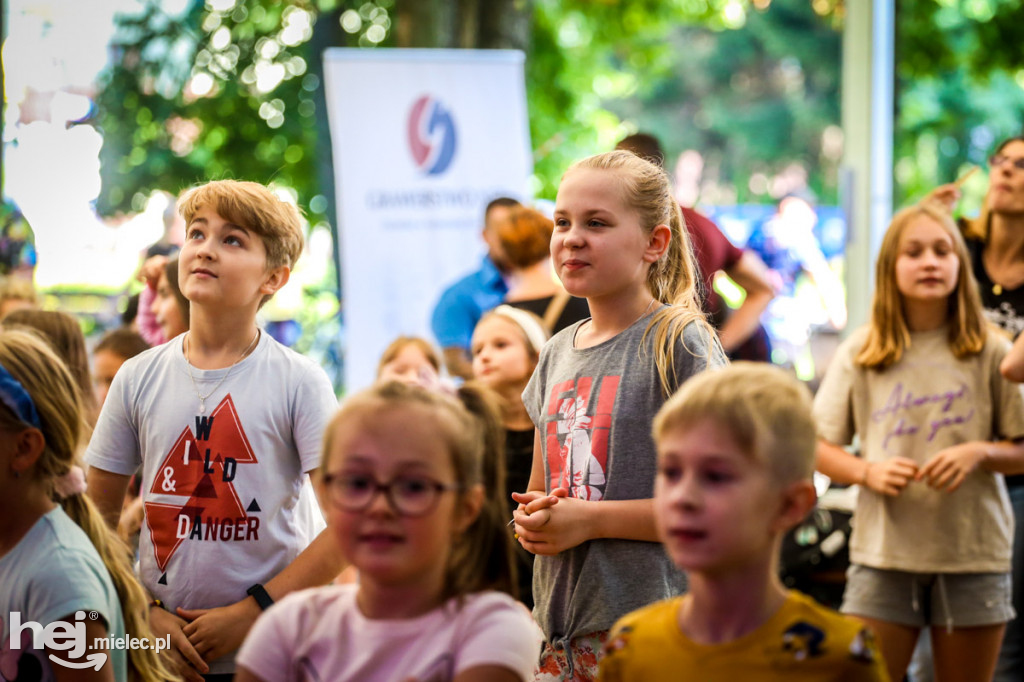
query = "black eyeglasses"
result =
(322, 473, 460, 516)
(989, 154, 1024, 171)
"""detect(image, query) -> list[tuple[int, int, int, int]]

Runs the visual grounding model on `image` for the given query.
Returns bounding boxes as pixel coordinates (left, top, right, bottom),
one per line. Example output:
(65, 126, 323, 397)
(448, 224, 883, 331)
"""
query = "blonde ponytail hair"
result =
(567, 151, 717, 395)
(0, 330, 174, 681)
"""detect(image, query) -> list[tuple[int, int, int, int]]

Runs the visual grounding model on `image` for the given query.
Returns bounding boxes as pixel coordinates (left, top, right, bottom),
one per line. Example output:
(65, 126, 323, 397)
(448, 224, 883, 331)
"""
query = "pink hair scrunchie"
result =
(54, 465, 87, 499)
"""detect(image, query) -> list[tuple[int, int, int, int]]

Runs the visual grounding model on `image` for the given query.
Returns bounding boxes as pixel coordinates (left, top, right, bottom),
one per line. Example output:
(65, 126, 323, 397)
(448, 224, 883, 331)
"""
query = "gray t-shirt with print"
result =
(523, 310, 726, 645)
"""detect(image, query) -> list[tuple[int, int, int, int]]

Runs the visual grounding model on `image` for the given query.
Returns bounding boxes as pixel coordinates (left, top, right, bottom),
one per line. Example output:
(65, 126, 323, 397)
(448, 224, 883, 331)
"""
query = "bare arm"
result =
(815, 438, 865, 485)
(1002, 333, 1024, 382)
(443, 346, 474, 382)
(50, 617, 116, 682)
(917, 440, 1024, 493)
(525, 429, 544, 493)
(980, 440, 1024, 475)
(85, 468, 131, 529)
(718, 251, 776, 352)
(926, 182, 962, 212)
(816, 439, 917, 497)
(262, 528, 345, 599)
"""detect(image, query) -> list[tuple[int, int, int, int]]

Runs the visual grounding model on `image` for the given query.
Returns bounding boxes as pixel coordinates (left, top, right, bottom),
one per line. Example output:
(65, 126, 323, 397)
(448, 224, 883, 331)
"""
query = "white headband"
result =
(491, 305, 550, 354)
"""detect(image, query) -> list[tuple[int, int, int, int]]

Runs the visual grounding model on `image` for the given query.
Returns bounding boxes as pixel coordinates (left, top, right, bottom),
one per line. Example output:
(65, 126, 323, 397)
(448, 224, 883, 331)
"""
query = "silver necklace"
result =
(185, 329, 260, 414)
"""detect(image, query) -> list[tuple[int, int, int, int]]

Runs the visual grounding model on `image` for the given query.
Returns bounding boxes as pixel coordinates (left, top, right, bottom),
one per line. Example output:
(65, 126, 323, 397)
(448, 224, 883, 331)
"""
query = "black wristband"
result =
(246, 583, 274, 611)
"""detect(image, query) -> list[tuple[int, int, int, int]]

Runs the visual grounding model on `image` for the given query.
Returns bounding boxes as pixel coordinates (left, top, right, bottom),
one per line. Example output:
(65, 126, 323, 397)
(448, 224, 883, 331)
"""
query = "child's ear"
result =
(260, 265, 291, 296)
(11, 427, 46, 476)
(771, 479, 817, 534)
(643, 224, 672, 264)
(455, 484, 485, 534)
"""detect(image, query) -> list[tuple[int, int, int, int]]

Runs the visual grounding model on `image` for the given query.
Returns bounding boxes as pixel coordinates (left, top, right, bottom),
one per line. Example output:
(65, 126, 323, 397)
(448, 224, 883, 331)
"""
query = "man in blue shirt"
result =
(431, 197, 519, 379)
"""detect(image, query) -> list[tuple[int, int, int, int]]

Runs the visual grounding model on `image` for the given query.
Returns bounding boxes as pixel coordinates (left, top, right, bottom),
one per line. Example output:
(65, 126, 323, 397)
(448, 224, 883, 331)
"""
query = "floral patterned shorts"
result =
(532, 630, 609, 682)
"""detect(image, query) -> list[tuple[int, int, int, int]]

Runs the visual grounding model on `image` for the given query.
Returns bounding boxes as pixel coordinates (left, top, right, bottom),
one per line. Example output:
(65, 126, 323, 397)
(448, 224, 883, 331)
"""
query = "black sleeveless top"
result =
(965, 233, 1024, 488)
(966, 235, 1024, 338)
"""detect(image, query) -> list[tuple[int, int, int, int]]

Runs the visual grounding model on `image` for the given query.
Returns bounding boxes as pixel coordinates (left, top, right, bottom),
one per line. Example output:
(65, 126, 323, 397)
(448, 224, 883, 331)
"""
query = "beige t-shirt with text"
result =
(814, 325, 1024, 573)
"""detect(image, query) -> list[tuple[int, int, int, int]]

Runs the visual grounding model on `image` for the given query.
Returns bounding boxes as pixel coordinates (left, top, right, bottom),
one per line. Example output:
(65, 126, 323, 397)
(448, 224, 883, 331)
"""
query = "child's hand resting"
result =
(512, 488, 594, 555)
(149, 605, 208, 682)
(917, 443, 988, 493)
(864, 457, 918, 496)
(178, 598, 260, 665)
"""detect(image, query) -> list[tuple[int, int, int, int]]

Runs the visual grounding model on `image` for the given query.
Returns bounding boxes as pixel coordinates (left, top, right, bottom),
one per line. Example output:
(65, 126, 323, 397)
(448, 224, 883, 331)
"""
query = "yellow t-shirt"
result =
(598, 591, 889, 682)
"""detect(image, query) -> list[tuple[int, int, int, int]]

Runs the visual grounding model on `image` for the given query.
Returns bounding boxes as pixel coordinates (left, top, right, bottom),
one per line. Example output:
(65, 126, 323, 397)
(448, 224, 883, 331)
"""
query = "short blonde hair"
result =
(177, 180, 304, 271)
(653, 362, 816, 483)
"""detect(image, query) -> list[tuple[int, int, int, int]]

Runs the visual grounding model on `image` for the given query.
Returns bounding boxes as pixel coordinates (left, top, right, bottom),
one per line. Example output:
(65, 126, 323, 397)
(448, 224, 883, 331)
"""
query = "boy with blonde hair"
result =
(598, 362, 889, 681)
(86, 180, 343, 681)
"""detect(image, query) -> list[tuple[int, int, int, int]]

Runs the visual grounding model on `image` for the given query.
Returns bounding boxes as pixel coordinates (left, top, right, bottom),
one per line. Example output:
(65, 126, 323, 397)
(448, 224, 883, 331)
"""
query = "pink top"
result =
(136, 284, 166, 346)
(236, 584, 542, 681)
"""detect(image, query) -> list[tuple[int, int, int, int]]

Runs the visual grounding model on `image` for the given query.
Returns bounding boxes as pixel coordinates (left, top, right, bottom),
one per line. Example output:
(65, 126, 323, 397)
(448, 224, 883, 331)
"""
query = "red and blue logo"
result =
(407, 95, 457, 175)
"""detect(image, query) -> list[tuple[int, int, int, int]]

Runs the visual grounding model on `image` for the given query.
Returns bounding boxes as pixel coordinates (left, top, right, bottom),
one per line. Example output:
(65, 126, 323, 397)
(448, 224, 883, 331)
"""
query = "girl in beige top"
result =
(813, 201, 1024, 682)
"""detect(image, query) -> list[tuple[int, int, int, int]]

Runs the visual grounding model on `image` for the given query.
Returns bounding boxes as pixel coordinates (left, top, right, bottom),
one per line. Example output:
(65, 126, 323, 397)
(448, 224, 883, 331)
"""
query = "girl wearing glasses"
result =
(929, 135, 1024, 682)
(235, 381, 542, 682)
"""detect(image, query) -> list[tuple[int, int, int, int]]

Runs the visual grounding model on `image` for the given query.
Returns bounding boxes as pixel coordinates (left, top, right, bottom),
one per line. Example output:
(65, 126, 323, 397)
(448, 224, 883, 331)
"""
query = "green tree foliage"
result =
(96, 0, 358, 221)
(894, 0, 1024, 210)
(600, 0, 842, 204)
(98, 0, 1023, 218)
(526, 0, 751, 199)
(95, 0, 756, 214)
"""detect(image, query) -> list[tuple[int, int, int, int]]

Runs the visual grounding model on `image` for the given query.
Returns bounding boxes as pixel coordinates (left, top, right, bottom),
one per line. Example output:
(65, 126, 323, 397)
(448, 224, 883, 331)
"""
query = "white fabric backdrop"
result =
(324, 48, 532, 391)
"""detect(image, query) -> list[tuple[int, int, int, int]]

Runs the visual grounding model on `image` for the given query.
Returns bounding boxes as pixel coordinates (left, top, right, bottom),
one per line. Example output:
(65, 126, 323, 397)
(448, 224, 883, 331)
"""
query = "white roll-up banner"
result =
(323, 48, 533, 392)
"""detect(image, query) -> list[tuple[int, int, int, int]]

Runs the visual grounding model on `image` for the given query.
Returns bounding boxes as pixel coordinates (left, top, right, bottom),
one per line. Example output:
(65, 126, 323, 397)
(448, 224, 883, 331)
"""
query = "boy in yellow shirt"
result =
(598, 362, 889, 681)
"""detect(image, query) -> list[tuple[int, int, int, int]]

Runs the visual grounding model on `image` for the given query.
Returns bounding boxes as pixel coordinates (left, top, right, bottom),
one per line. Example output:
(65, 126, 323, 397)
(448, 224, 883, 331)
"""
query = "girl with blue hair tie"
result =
(0, 329, 172, 681)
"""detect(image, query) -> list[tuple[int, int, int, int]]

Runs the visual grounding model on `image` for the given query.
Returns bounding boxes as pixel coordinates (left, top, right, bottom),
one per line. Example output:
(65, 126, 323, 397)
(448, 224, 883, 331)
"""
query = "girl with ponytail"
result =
(512, 150, 727, 680)
(0, 329, 173, 681)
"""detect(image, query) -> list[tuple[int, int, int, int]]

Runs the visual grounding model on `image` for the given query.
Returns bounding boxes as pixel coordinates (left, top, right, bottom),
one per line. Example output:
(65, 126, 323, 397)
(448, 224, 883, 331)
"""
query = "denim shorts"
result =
(841, 564, 1014, 630)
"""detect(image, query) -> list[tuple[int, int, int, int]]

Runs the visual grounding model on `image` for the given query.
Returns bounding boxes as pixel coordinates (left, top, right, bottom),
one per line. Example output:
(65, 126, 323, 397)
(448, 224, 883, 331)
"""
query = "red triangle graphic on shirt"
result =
(144, 502, 188, 573)
(202, 396, 257, 463)
(146, 394, 258, 573)
(193, 474, 218, 499)
(149, 427, 204, 498)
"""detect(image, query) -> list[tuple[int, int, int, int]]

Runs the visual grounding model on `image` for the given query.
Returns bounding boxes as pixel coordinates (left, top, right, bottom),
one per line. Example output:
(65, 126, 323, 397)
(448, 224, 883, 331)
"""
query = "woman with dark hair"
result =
(930, 135, 1024, 681)
(494, 206, 590, 334)
(933, 136, 1024, 335)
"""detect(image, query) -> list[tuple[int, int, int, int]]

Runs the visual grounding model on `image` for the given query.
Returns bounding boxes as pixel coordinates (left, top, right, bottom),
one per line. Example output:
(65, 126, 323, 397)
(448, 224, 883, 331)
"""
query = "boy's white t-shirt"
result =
(85, 331, 338, 673)
(236, 584, 543, 682)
